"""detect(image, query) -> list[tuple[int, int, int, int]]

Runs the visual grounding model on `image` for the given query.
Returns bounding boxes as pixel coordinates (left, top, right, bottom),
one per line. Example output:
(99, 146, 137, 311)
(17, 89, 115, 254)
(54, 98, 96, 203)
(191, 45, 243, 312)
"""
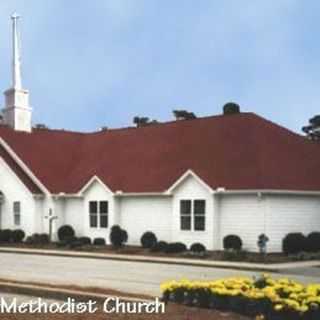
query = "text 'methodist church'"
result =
(0, 14, 320, 252)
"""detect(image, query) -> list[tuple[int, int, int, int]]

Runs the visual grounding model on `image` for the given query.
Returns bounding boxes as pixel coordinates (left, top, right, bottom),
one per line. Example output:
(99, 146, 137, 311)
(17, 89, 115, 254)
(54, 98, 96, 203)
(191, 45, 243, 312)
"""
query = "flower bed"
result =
(161, 275, 320, 320)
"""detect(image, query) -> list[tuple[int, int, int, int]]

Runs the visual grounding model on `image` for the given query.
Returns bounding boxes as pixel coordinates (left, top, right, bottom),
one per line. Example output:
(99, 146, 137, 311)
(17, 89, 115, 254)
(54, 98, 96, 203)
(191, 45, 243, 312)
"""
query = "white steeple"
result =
(2, 13, 32, 132)
(12, 12, 22, 90)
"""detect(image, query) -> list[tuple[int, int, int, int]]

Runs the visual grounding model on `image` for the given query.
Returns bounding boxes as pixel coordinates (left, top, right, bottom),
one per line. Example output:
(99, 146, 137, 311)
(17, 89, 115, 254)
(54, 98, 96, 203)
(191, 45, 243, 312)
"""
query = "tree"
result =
(223, 102, 240, 115)
(133, 116, 158, 127)
(173, 110, 197, 120)
(302, 115, 320, 140)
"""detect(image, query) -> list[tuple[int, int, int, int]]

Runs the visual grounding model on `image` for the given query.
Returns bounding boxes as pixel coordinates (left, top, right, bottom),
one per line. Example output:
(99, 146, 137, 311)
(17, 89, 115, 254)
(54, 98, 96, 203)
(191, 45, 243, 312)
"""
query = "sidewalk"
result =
(0, 246, 319, 272)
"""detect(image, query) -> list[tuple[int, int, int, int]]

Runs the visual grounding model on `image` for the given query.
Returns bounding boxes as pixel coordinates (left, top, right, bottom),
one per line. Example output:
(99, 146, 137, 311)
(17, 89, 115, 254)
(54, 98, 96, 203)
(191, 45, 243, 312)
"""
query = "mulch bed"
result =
(0, 243, 301, 264)
(0, 303, 251, 320)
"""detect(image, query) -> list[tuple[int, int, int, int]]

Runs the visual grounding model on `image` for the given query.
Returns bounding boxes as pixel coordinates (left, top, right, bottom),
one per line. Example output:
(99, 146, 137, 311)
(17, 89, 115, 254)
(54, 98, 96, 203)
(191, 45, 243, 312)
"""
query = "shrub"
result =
(151, 241, 168, 252)
(190, 242, 206, 253)
(25, 236, 34, 245)
(11, 229, 25, 243)
(223, 235, 242, 251)
(0, 229, 13, 243)
(109, 225, 128, 248)
(306, 232, 320, 252)
(222, 250, 248, 261)
(282, 233, 307, 255)
(64, 236, 77, 244)
(141, 231, 157, 249)
(38, 233, 50, 244)
(165, 242, 187, 254)
(25, 233, 50, 245)
(121, 229, 128, 244)
(93, 238, 106, 246)
(78, 236, 91, 246)
(57, 225, 75, 241)
(69, 238, 83, 249)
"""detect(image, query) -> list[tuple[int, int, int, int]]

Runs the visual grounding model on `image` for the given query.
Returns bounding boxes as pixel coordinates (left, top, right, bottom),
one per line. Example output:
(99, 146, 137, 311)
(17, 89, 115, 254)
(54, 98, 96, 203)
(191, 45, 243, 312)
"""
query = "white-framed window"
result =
(180, 199, 206, 231)
(13, 201, 21, 226)
(89, 201, 108, 228)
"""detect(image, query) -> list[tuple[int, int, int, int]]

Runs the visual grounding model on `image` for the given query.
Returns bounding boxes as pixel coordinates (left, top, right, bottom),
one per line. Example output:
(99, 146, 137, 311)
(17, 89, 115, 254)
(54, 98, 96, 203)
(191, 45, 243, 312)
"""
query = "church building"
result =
(1, 15, 320, 252)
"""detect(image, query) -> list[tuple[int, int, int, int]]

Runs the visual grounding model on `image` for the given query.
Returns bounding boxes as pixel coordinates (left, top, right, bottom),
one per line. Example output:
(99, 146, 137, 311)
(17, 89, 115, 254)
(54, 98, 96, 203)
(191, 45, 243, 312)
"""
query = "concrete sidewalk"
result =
(0, 246, 319, 272)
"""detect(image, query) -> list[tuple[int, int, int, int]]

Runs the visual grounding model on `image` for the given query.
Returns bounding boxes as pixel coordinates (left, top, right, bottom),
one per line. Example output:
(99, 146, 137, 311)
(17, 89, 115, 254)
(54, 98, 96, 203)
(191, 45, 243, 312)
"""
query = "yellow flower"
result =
(274, 304, 284, 311)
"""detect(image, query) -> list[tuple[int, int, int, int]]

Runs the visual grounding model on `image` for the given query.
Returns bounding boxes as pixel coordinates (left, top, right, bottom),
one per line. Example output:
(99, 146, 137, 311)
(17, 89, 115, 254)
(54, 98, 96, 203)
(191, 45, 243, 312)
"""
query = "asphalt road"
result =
(0, 253, 319, 296)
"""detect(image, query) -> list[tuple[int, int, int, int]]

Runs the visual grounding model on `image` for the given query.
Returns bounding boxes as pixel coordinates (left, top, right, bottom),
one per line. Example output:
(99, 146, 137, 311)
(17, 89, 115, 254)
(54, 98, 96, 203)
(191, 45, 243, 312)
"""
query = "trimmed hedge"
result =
(0, 229, 13, 243)
(57, 225, 75, 241)
(93, 238, 106, 246)
(306, 232, 320, 252)
(109, 225, 128, 248)
(78, 236, 91, 245)
(11, 229, 25, 243)
(190, 242, 206, 253)
(165, 242, 187, 254)
(282, 233, 307, 255)
(151, 241, 168, 252)
(141, 231, 157, 249)
(25, 233, 49, 245)
(223, 235, 242, 251)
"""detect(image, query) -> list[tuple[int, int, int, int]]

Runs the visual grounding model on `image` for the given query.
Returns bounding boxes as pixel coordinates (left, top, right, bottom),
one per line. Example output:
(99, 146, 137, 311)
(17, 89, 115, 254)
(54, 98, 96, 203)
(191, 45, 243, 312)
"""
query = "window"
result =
(89, 201, 108, 228)
(180, 200, 191, 230)
(89, 201, 98, 228)
(13, 201, 21, 226)
(180, 199, 206, 231)
(194, 200, 206, 231)
(99, 201, 108, 228)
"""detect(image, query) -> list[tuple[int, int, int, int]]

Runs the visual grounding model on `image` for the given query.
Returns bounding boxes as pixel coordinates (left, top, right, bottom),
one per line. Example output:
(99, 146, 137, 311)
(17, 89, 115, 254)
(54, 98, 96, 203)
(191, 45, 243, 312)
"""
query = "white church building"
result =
(1, 15, 320, 252)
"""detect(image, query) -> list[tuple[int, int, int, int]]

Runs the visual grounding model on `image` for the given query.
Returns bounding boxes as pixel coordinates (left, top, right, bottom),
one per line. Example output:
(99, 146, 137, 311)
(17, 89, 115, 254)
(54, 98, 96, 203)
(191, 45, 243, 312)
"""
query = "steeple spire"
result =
(2, 13, 32, 132)
(11, 12, 22, 90)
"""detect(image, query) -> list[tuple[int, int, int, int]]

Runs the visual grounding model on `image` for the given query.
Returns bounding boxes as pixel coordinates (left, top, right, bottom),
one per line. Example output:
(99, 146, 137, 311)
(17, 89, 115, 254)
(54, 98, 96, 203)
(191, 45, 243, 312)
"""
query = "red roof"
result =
(1, 112, 320, 194)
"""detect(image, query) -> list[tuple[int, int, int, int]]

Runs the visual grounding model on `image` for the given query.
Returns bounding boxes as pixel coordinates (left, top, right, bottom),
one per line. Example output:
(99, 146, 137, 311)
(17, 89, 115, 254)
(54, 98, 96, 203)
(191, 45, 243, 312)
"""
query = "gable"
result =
(0, 143, 42, 194)
(171, 174, 213, 198)
(0, 156, 33, 196)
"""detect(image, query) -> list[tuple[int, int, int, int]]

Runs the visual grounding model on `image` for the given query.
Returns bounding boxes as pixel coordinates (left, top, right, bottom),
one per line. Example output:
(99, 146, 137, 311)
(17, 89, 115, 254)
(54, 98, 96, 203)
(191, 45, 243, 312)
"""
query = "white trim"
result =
(214, 189, 320, 196)
(78, 175, 113, 195)
(165, 169, 214, 195)
(115, 192, 171, 197)
(0, 138, 48, 194)
(52, 193, 83, 199)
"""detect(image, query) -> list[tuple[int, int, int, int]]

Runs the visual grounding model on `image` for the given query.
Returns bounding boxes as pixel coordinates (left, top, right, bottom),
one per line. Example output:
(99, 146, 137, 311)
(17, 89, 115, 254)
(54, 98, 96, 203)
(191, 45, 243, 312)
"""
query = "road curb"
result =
(0, 247, 282, 273)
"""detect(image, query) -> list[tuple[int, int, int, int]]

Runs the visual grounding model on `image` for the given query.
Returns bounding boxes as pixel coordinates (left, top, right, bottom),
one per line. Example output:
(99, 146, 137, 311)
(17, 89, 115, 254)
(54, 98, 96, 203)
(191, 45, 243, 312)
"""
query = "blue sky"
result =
(0, 1, 319, 133)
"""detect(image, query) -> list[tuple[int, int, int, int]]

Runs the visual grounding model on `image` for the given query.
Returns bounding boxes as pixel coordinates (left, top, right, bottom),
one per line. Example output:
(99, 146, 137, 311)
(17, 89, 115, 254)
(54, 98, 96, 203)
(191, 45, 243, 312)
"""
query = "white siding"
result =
(265, 195, 320, 252)
(64, 198, 84, 236)
(220, 194, 264, 251)
(172, 175, 214, 249)
(120, 196, 172, 245)
(219, 194, 320, 252)
(0, 157, 36, 236)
